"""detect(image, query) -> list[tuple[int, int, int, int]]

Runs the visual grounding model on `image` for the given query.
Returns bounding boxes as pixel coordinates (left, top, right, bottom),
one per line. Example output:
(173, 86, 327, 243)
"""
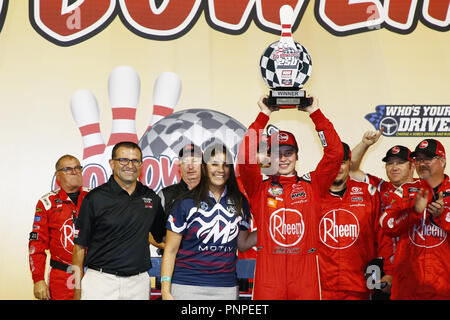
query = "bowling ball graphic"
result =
(139, 109, 246, 161)
(260, 41, 312, 89)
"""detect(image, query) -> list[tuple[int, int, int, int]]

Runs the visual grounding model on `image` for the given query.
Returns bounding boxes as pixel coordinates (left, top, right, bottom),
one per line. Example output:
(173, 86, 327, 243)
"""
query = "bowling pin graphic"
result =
(279, 5, 295, 47)
(70, 89, 106, 164)
(70, 89, 108, 188)
(146, 72, 181, 132)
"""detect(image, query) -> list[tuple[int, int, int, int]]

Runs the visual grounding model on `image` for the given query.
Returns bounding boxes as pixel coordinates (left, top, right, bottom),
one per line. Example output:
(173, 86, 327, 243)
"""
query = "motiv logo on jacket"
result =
(188, 203, 242, 253)
(408, 219, 447, 248)
(269, 208, 305, 247)
(319, 209, 360, 250)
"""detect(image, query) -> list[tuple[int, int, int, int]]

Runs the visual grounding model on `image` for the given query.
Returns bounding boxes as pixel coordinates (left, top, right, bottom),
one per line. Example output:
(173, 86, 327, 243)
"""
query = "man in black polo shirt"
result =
(72, 141, 165, 300)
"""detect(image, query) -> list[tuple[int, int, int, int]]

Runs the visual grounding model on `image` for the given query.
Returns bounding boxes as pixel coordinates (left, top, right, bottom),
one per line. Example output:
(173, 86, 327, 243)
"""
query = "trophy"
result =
(260, 5, 313, 110)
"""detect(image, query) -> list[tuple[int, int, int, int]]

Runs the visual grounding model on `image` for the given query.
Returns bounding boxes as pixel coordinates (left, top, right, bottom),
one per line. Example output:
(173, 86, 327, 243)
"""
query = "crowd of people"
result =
(28, 95, 449, 300)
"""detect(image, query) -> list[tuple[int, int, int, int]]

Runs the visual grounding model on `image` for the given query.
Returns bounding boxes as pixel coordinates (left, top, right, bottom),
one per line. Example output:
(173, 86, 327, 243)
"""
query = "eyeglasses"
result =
(414, 156, 440, 164)
(113, 158, 142, 166)
(57, 165, 83, 173)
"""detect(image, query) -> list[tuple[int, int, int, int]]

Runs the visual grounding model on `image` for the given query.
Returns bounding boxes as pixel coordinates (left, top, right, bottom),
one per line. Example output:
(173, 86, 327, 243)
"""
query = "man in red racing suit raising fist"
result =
(237, 96, 343, 299)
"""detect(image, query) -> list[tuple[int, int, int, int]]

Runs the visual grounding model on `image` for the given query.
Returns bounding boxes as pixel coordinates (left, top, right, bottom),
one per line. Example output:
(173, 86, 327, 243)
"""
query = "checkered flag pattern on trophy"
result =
(260, 5, 313, 110)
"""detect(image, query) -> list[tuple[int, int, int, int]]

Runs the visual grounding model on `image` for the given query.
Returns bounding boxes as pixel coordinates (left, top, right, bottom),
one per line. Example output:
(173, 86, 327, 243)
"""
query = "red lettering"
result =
(120, 0, 202, 38)
(82, 164, 107, 188)
(422, 0, 450, 27)
(316, 0, 383, 33)
(30, 0, 116, 45)
(160, 156, 181, 189)
(140, 156, 161, 191)
(385, 0, 418, 28)
(207, 0, 254, 31)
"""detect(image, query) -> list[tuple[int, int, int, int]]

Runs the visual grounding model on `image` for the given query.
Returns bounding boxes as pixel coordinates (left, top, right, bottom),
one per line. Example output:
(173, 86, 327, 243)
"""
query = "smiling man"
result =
(380, 139, 450, 300)
(72, 141, 166, 300)
(237, 95, 343, 300)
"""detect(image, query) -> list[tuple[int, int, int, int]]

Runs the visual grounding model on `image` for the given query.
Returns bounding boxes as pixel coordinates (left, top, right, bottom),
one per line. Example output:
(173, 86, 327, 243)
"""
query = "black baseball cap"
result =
(342, 142, 351, 161)
(178, 143, 202, 158)
(382, 145, 411, 162)
(410, 139, 446, 159)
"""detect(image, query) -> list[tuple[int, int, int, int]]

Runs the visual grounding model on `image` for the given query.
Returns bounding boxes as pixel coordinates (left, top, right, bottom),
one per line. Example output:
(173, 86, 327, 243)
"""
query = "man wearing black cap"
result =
(237, 95, 343, 300)
(380, 139, 449, 299)
(149, 143, 203, 251)
(319, 143, 393, 300)
(350, 131, 416, 298)
(159, 143, 203, 217)
(351, 129, 416, 190)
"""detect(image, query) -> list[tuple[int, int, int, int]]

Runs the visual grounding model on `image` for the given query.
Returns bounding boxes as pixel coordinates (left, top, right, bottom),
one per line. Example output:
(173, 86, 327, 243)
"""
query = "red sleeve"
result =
(29, 199, 50, 283)
(236, 112, 269, 204)
(309, 109, 344, 198)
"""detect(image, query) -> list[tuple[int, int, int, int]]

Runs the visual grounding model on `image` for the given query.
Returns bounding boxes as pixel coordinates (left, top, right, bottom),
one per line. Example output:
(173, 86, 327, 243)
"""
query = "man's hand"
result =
(302, 95, 318, 114)
(380, 274, 392, 294)
(428, 192, 444, 218)
(34, 280, 50, 300)
(73, 289, 81, 300)
(361, 128, 384, 147)
(257, 95, 272, 116)
(414, 188, 429, 214)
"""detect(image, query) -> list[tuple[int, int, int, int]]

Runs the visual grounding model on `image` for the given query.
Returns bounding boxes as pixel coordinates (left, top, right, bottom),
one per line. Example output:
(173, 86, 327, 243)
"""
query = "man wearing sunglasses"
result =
(380, 139, 450, 299)
(29, 155, 89, 300)
(72, 141, 166, 300)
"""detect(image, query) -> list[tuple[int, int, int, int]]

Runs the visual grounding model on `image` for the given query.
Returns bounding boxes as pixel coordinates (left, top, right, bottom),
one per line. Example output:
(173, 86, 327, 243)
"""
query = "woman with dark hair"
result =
(161, 144, 255, 300)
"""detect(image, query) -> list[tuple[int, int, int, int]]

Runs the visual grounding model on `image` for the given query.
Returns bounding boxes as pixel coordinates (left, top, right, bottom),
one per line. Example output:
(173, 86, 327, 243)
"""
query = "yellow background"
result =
(0, 1, 449, 299)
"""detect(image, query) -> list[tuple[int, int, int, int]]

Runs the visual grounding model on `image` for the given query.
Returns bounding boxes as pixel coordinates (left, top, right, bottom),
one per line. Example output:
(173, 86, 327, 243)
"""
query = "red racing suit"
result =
(379, 176, 450, 299)
(29, 187, 89, 300)
(237, 110, 343, 300)
(319, 179, 393, 299)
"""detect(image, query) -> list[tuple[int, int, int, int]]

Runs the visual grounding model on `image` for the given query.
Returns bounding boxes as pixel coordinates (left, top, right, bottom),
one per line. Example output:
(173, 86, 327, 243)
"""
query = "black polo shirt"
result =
(160, 180, 189, 218)
(74, 176, 165, 274)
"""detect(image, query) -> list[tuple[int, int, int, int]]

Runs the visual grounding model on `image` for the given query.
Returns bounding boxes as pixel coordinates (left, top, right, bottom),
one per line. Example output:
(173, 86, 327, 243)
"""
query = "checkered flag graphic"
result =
(260, 41, 312, 88)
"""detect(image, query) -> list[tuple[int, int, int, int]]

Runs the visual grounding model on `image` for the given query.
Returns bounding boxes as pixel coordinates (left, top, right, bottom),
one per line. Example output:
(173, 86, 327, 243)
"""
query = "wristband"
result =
(161, 276, 172, 282)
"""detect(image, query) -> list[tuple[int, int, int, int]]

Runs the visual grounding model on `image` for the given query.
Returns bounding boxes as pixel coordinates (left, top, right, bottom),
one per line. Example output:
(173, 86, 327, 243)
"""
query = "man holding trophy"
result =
(237, 5, 344, 300)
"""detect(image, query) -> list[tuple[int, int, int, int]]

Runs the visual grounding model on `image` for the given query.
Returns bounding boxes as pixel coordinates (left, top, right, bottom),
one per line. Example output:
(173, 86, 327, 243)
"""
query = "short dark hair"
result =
(55, 154, 79, 171)
(111, 141, 142, 160)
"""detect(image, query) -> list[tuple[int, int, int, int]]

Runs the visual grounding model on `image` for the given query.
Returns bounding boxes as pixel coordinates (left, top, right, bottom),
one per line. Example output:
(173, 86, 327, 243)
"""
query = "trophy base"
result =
(265, 89, 313, 111)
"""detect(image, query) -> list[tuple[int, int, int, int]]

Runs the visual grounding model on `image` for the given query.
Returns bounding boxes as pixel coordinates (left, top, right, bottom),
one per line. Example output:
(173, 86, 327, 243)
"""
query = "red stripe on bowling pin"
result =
(107, 66, 140, 145)
(279, 5, 295, 46)
(146, 72, 181, 132)
(70, 90, 106, 162)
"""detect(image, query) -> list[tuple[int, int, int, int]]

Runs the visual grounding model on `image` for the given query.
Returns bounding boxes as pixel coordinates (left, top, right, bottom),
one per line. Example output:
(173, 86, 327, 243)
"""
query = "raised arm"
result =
(236, 95, 272, 201)
(350, 129, 383, 181)
(307, 98, 344, 198)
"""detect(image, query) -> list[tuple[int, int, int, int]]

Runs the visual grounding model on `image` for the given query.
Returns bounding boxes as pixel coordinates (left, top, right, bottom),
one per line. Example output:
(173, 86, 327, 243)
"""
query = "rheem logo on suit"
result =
(408, 219, 447, 248)
(320, 209, 360, 249)
(269, 208, 305, 247)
